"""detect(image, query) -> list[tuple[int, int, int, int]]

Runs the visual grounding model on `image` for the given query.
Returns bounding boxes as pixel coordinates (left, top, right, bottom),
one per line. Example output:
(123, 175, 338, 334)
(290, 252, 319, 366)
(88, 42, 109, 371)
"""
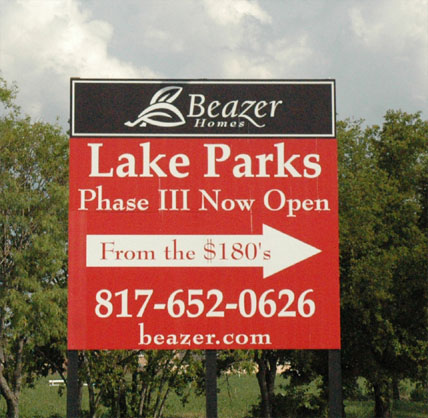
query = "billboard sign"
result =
(68, 79, 340, 349)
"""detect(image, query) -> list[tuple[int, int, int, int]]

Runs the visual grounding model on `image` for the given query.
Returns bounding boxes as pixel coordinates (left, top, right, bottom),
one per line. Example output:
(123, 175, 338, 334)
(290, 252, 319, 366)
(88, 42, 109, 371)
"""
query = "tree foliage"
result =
(79, 350, 198, 417)
(247, 112, 427, 418)
(338, 112, 428, 417)
(0, 77, 68, 417)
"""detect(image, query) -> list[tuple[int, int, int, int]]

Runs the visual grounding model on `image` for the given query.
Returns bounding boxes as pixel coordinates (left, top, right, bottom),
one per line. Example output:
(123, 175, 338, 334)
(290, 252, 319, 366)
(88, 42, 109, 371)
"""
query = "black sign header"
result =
(71, 79, 335, 138)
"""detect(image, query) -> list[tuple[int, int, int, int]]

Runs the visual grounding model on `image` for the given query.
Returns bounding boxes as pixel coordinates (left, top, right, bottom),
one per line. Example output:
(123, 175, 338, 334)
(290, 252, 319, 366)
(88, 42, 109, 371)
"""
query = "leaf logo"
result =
(125, 86, 186, 128)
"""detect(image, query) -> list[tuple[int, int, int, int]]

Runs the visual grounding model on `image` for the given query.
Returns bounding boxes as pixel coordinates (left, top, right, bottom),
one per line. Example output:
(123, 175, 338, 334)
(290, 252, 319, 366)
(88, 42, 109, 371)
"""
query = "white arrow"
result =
(86, 224, 321, 279)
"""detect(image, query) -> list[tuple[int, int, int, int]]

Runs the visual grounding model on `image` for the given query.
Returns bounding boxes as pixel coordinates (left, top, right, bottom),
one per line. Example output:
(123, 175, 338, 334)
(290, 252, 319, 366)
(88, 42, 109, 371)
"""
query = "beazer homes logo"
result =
(125, 86, 284, 130)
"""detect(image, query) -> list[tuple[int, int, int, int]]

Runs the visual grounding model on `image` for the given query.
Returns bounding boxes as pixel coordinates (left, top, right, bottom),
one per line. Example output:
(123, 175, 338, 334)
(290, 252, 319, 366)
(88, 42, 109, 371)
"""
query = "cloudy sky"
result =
(0, 0, 427, 130)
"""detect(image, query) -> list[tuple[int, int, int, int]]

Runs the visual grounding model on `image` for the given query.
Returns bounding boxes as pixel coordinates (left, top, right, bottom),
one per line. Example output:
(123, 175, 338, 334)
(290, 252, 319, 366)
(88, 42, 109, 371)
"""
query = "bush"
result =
(344, 377, 371, 401)
(410, 383, 428, 402)
(247, 380, 327, 418)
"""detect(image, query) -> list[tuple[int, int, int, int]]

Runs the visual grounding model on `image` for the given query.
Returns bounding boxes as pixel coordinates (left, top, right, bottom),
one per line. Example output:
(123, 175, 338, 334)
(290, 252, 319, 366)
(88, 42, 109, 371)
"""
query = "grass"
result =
(343, 378, 427, 418)
(0, 375, 67, 418)
(164, 374, 261, 418)
(345, 400, 428, 418)
(0, 374, 426, 417)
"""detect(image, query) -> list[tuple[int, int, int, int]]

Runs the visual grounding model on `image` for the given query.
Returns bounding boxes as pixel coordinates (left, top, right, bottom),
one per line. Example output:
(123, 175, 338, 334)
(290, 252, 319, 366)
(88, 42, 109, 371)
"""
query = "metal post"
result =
(328, 349, 343, 418)
(205, 349, 218, 418)
(67, 350, 81, 418)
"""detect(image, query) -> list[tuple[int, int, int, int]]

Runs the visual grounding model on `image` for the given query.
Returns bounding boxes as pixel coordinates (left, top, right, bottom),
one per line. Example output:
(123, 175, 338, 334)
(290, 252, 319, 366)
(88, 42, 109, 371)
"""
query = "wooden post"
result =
(205, 349, 218, 418)
(67, 350, 81, 418)
(328, 349, 343, 418)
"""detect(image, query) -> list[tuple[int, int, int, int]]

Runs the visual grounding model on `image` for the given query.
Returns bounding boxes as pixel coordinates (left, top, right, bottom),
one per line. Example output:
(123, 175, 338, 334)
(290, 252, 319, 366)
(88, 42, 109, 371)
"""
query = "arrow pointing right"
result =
(86, 224, 321, 279)
(262, 224, 321, 278)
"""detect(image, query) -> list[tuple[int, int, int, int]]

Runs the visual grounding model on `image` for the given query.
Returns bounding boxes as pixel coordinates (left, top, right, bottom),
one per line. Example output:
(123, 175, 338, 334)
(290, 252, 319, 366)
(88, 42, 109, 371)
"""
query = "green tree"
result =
(80, 349, 198, 417)
(248, 349, 328, 418)
(250, 113, 427, 418)
(0, 77, 68, 418)
(253, 349, 283, 418)
(339, 112, 428, 417)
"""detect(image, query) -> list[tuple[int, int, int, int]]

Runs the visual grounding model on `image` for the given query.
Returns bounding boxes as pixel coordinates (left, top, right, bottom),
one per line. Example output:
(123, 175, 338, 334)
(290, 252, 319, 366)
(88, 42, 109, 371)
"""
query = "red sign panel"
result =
(68, 80, 340, 349)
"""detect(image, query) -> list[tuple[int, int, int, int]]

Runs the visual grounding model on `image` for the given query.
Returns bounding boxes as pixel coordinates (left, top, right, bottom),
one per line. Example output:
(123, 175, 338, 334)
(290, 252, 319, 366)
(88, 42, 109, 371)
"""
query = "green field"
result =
(0, 375, 426, 417)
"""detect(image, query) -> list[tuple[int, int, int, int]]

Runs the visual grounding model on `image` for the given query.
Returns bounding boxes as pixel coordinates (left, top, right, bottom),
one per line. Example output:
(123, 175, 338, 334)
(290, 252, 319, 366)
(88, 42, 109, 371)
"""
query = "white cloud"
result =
(349, 0, 428, 52)
(219, 34, 314, 79)
(221, 52, 273, 78)
(266, 35, 313, 72)
(203, 0, 271, 25)
(0, 0, 426, 128)
(0, 0, 157, 122)
(348, 0, 428, 115)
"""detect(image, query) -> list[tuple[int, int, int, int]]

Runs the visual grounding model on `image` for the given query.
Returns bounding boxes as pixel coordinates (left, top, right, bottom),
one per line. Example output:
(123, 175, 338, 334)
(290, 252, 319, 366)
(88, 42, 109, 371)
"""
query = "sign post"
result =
(68, 79, 340, 413)
(205, 350, 218, 418)
(66, 350, 80, 417)
(329, 349, 343, 417)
